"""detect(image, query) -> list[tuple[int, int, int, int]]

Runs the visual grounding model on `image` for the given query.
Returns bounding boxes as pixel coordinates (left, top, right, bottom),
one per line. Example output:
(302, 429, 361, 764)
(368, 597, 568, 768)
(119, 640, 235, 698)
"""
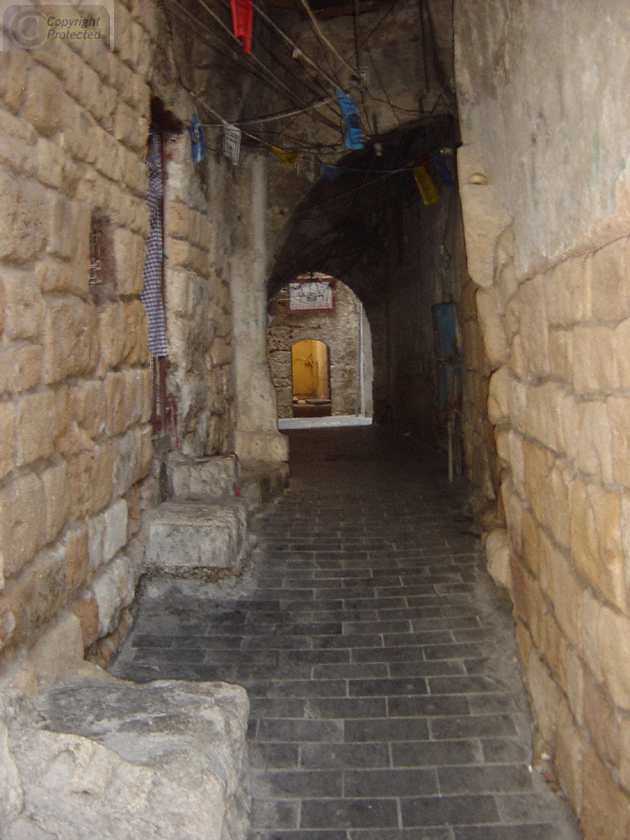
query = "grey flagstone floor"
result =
(111, 427, 582, 840)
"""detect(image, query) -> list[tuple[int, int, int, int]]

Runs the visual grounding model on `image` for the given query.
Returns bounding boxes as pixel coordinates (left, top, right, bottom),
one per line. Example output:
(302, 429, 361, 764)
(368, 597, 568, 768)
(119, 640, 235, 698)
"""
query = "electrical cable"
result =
(249, 0, 341, 90)
(163, 0, 335, 131)
(296, 0, 357, 73)
(188, 0, 342, 131)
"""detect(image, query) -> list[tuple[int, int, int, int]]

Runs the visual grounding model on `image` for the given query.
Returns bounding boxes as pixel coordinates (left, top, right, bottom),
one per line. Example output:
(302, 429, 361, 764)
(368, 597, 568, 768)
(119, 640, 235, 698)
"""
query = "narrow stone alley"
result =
(111, 428, 581, 840)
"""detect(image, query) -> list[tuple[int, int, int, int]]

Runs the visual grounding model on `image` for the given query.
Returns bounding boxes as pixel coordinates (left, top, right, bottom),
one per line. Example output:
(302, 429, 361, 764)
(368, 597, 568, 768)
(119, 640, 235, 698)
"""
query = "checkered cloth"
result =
(140, 131, 168, 358)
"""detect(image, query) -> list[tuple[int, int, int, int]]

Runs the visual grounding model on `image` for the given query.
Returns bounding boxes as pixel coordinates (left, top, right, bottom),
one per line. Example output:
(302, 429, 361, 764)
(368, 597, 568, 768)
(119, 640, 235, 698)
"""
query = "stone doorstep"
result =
(145, 496, 250, 575)
(167, 452, 238, 499)
(0, 669, 250, 840)
(166, 453, 289, 513)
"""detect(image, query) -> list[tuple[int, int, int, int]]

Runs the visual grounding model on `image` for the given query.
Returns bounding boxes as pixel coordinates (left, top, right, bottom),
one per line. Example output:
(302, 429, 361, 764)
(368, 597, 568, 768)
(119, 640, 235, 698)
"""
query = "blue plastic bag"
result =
(188, 114, 206, 163)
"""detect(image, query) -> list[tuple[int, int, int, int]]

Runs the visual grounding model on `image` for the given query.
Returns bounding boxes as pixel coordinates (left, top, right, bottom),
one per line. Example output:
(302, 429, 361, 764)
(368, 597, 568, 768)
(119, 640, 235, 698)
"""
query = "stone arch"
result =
(267, 279, 374, 420)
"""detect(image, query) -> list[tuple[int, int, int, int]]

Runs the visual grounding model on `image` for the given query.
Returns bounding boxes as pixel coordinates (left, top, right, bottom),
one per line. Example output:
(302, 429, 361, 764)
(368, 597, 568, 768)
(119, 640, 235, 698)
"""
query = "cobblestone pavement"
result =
(111, 427, 582, 840)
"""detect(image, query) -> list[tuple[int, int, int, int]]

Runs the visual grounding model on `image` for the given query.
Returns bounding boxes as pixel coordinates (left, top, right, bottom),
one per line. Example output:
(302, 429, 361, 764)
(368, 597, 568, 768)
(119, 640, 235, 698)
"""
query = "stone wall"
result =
(0, 36, 155, 679)
(455, 1, 630, 835)
(0, 0, 250, 682)
(164, 139, 234, 457)
(267, 281, 373, 418)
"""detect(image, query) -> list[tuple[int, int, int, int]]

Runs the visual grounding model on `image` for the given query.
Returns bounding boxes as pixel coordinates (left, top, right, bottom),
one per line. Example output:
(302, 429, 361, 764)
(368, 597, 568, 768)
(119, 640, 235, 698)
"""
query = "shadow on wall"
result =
(267, 278, 374, 419)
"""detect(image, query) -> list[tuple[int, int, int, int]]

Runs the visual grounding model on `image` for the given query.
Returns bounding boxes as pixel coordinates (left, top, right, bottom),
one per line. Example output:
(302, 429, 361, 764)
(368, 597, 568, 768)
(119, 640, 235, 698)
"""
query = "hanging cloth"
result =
(271, 145, 301, 166)
(336, 87, 363, 150)
(230, 0, 253, 53)
(413, 165, 439, 206)
(320, 163, 344, 182)
(140, 131, 168, 357)
(432, 152, 455, 188)
(188, 114, 206, 163)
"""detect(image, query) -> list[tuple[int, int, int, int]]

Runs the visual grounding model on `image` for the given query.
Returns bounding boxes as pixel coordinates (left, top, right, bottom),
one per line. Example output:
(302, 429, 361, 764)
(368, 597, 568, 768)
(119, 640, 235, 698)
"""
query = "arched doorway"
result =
(291, 339, 331, 417)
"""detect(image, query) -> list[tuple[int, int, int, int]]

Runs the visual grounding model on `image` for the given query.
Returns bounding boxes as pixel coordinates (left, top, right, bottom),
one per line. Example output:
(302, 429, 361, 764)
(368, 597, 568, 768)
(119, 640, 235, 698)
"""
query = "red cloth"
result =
(230, 0, 253, 52)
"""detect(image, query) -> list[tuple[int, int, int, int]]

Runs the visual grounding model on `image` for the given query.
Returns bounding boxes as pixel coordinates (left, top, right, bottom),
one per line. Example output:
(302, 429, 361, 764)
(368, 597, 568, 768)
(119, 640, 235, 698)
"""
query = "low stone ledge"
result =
(145, 496, 250, 576)
(0, 671, 250, 840)
(167, 453, 238, 499)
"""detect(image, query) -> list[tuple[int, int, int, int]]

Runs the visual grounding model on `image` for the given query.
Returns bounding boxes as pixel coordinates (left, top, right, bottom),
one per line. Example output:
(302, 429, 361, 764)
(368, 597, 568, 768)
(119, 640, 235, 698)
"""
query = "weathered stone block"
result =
(90, 442, 115, 514)
(517, 274, 549, 378)
(541, 533, 583, 654)
(523, 438, 549, 528)
(543, 255, 590, 325)
(114, 227, 145, 296)
(581, 744, 630, 840)
(555, 697, 584, 815)
(2, 270, 43, 340)
(0, 402, 14, 480)
(66, 450, 92, 520)
(167, 201, 191, 239)
(7, 545, 67, 643)
(523, 381, 569, 454)
(526, 650, 562, 748)
(582, 586, 603, 683)
(15, 390, 58, 466)
(91, 553, 137, 637)
(42, 297, 99, 384)
(485, 526, 511, 590)
(615, 318, 630, 389)
(573, 324, 619, 394)
(578, 400, 613, 484)
(99, 301, 127, 368)
(146, 497, 249, 575)
(105, 370, 127, 435)
(565, 645, 585, 726)
(608, 396, 630, 489)
(590, 237, 630, 321)
(476, 285, 509, 368)
(24, 64, 63, 136)
(0, 52, 27, 113)
(584, 675, 620, 768)
(487, 365, 511, 425)
(123, 300, 149, 364)
(72, 379, 106, 439)
(74, 593, 99, 649)
(2, 676, 250, 840)
(548, 327, 573, 383)
(570, 477, 625, 611)
(30, 611, 84, 684)
(544, 459, 571, 549)
(41, 461, 69, 544)
(102, 499, 128, 563)
(0, 473, 47, 579)
(64, 524, 89, 594)
(599, 605, 630, 711)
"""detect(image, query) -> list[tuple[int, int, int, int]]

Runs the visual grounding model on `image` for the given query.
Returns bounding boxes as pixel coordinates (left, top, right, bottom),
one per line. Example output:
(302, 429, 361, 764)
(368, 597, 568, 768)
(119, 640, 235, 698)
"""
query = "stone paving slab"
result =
(111, 427, 582, 840)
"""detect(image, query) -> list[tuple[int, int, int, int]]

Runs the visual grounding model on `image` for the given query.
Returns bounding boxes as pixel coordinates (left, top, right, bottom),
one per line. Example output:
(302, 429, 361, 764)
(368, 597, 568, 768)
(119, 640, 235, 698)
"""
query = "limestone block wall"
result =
(0, 0, 244, 682)
(267, 281, 373, 419)
(164, 141, 234, 457)
(0, 37, 154, 678)
(482, 230, 630, 837)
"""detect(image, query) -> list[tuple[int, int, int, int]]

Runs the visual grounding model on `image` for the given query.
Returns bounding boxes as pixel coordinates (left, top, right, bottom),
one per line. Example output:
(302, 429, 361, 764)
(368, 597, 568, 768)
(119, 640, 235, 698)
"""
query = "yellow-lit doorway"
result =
(291, 339, 331, 417)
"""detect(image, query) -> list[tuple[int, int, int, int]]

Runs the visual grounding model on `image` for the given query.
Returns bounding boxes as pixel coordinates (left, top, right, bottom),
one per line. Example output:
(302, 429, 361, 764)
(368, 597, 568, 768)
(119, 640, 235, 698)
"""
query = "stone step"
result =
(166, 452, 238, 499)
(145, 496, 250, 576)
